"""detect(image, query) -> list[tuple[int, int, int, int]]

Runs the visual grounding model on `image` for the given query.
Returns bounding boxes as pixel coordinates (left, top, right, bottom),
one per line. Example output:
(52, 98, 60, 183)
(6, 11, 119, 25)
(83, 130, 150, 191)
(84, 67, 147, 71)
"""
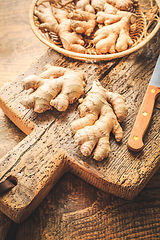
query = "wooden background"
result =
(0, 0, 160, 239)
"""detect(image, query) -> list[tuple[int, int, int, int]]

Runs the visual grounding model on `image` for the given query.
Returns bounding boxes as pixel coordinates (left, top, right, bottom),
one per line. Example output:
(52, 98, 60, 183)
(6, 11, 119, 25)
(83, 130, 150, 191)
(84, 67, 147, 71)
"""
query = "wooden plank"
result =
(0, 30, 160, 223)
(1, 170, 160, 239)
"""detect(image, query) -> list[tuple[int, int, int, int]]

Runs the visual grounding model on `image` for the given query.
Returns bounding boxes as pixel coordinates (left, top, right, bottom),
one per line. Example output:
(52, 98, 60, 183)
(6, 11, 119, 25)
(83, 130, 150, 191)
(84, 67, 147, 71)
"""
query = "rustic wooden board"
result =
(0, 32, 160, 223)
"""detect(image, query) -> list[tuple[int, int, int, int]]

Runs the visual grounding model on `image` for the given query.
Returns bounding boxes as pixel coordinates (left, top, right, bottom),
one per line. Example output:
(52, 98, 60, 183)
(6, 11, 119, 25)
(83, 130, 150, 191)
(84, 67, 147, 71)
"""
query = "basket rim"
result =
(29, 0, 160, 61)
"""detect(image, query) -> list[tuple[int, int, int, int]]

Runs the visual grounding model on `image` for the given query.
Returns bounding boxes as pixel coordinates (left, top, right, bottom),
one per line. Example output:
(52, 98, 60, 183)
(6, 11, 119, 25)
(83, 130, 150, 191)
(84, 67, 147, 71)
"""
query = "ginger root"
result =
(34, 1, 138, 54)
(106, 0, 139, 11)
(91, 0, 138, 11)
(91, 0, 108, 11)
(76, 0, 95, 13)
(35, 4, 86, 53)
(70, 81, 128, 161)
(97, 3, 137, 25)
(21, 64, 86, 113)
(34, 4, 59, 33)
(93, 10, 136, 53)
(69, 10, 96, 36)
(53, 7, 87, 53)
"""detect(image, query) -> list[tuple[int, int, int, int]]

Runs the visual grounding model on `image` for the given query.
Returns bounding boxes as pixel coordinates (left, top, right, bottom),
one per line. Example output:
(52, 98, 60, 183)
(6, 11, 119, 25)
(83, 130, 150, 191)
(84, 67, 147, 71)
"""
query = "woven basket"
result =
(29, 0, 160, 61)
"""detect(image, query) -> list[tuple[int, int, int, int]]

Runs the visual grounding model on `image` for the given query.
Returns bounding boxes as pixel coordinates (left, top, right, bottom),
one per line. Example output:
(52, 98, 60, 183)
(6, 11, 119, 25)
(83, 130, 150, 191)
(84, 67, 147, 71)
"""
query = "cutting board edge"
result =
(0, 96, 35, 135)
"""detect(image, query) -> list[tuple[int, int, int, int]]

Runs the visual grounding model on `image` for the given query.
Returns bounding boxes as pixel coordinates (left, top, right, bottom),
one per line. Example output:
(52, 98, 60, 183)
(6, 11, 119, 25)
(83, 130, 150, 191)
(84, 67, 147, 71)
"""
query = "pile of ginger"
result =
(34, 0, 139, 54)
(21, 64, 128, 161)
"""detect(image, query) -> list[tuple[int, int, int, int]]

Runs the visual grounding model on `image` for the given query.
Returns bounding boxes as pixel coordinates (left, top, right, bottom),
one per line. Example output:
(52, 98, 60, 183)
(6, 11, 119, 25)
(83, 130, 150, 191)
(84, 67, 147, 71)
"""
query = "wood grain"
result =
(0, 0, 160, 238)
(0, 31, 160, 222)
(1, 170, 160, 239)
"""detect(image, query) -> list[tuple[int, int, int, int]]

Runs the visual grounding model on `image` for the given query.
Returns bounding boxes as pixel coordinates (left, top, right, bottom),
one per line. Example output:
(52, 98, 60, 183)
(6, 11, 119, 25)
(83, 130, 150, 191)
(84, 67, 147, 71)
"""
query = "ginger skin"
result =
(76, 0, 90, 9)
(21, 64, 86, 113)
(53, 8, 86, 53)
(34, 1, 138, 54)
(35, 4, 86, 53)
(97, 3, 137, 26)
(76, 0, 95, 13)
(91, 0, 138, 11)
(106, 0, 138, 11)
(91, 0, 107, 11)
(93, 11, 136, 53)
(69, 10, 96, 36)
(70, 81, 127, 161)
(34, 4, 59, 33)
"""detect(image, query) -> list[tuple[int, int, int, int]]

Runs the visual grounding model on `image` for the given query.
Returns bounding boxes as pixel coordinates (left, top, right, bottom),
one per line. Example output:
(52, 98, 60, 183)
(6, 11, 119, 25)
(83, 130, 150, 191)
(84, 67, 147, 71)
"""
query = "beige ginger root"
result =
(69, 10, 96, 36)
(34, 3, 59, 33)
(34, 1, 138, 54)
(70, 81, 128, 161)
(53, 8, 86, 53)
(106, 0, 139, 11)
(35, 4, 86, 53)
(91, 0, 138, 11)
(97, 3, 137, 25)
(21, 64, 86, 113)
(91, 0, 108, 11)
(76, 0, 95, 13)
(93, 10, 136, 53)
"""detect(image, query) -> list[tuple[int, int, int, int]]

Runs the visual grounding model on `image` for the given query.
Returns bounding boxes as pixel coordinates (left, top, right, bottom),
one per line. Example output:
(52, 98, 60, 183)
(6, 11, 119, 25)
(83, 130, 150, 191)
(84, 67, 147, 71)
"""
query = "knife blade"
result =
(127, 55, 160, 151)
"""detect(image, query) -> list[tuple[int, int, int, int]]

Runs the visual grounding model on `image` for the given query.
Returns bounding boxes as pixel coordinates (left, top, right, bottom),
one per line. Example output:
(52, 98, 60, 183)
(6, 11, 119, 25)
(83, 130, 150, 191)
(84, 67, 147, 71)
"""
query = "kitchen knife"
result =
(127, 55, 160, 151)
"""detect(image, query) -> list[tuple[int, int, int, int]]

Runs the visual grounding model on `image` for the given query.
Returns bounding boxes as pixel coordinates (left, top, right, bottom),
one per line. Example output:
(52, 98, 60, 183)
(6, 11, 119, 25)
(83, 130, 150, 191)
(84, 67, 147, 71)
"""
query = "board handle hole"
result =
(7, 175, 18, 186)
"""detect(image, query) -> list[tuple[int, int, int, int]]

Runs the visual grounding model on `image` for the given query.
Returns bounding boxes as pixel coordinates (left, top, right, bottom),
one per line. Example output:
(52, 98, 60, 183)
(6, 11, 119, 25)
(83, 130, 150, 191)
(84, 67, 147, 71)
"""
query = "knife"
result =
(127, 55, 160, 151)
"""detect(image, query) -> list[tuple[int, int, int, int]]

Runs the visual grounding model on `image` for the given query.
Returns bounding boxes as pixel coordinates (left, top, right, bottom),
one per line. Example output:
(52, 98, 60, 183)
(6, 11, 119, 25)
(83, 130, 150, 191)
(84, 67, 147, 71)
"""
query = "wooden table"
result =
(0, 0, 160, 239)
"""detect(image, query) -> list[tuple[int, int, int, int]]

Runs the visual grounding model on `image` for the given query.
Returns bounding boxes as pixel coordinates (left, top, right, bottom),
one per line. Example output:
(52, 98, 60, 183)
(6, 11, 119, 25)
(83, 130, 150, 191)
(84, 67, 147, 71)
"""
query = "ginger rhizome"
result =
(70, 81, 128, 161)
(91, 0, 138, 11)
(34, 0, 138, 54)
(76, 0, 95, 13)
(93, 7, 137, 53)
(69, 10, 96, 36)
(34, 3, 59, 33)
(52, 7, 86, 53)
(35, 3, 86, 53)
(21, 64, 86, 113)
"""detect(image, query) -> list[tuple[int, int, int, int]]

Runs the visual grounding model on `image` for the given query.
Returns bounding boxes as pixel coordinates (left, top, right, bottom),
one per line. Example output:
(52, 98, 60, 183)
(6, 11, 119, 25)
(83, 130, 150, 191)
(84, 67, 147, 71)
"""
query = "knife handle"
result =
(127, 85, 160, 151)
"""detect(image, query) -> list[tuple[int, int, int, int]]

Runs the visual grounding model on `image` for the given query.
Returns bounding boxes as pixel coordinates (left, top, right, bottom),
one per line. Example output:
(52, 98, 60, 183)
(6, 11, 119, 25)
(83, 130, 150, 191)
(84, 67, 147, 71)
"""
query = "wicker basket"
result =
(29, 0, 160, 61)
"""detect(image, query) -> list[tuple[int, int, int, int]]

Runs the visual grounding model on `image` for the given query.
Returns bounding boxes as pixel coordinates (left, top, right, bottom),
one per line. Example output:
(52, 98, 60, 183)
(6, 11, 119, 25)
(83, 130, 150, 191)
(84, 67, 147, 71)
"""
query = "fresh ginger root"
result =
(69, 10, 96, 36)
(91, 0, 138, 11)
(106, 0, 139, 11)
(93, 9, 136, 53)
(91, 0, 108, 11)
(21, 64, 86, 113)
(34, 3, 59, 33)
(52, 7, 86, 53)
(34, 1, 138, 54)
(76, 0, 95, 13)
(35, 4, 86, 53)
(97, 3, 137, 25)
(70, 81, 128, 161)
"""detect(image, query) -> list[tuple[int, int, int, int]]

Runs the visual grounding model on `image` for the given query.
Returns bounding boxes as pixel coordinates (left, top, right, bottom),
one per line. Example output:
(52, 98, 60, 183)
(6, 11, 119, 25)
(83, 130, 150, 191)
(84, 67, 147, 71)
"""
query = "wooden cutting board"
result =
(0, 45, 160, 223)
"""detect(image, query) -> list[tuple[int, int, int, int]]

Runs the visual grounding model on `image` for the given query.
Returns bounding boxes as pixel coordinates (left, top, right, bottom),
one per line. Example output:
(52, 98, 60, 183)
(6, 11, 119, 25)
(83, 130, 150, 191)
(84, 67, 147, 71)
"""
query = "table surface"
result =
(0, 0, 160, 239)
